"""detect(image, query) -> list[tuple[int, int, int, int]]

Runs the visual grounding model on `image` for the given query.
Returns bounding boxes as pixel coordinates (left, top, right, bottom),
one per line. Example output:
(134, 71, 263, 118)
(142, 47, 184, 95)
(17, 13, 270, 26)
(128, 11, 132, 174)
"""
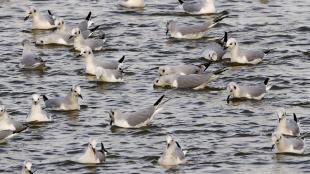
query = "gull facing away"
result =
(70, 28, 106, 51)
(166, 13, 227, 39)
(178, 0, 216, 14)
(154, 68, 226, 89)
(21, 39, 46, 70)
(158, 62, 211, 76)
(225, 38, 270, 64)
(0, 105, 27, 133)
(26, 94, 52, 123)
(275, 110, 300, 136)
(158, 135, 187, 166)
(227, 78, 272, 103)
(119, 0, 145, 8)
(78, 138, 107, 164)
(24, 7, 56, 30)
(201, 32, 228, 61)
(21, 161, 35, 174)
(109, 95, 166, 128)
(95, 67, 124, 83)
(271, 133, 305, 154)
(42, 85, 83, 111)
(79, 47, 125, 75)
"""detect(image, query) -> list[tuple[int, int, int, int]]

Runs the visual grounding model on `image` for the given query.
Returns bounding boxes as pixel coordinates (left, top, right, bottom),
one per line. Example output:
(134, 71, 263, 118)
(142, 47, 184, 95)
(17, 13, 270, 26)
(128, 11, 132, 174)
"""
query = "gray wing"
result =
(85, 39, 103, 50)
(96, 151, 106, 162)
(78, 21, 88, 31)
(125, 106, 155, 127)
(178, 23, 210, 35)
(81, 30, 91, 38)
(21, 54, 44, 67)
(240, 85, 266, 98)
(176, 74, 212, 88)
(183, 2, 203, 13)
(99, 61, 119, 69)
(0, 130, 13, 140)
(175, 144, 186, 160)
(11, 120, 27, 133)
(44, 14, 55, 25)
(292, 139, 304, 150)
(45, 97, 64, 108)
(286, 120, 300, 136)
(240, 49, 264, 61)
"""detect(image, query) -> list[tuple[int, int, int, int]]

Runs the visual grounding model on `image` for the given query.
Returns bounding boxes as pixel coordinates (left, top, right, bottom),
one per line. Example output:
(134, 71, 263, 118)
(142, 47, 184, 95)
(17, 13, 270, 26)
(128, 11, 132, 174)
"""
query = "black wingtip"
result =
(86, 11, 92, 21)
(178, 0, 184, 4)
(213, 68, 227, 75)
(89, 25, 100, 32)
(224, 32, 228, 43)
(100, 33, 106, 40)
(175, 141, 181, 148)
(264, 78, 270, 85)
(101, 142, 108, 153)
(200, 61, 211, 71)
(154, 95, 165, 106)
(293, 113, 298, 123)
(42, 95, 48, 101)
(118, 55, 125, 63)
(47, 10, 52, 16)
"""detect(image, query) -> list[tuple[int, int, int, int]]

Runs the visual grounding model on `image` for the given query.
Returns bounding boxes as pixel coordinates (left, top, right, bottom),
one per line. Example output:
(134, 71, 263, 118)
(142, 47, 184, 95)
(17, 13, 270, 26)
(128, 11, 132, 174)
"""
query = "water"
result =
(0, 0, 310, 173)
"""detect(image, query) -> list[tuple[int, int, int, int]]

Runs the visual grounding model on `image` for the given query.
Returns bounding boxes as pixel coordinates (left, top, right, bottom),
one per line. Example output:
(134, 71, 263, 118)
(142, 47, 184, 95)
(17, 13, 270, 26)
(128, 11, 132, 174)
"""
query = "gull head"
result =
(226, 38, 238, 50)
(32, 94, 41, 105)
(69, 28, 81, 39)
(24, 7, 37, 21)
(79, 47, 93, 57)
(55, 18, 65, 29)
(71, 85, 83, 99)
(207, 50, 218, 61)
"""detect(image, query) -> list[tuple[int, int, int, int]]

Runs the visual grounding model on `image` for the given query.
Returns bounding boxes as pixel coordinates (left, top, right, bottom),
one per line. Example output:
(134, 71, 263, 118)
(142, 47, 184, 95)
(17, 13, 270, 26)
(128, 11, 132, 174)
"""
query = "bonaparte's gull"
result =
(227, 78, 272, 103)
(158, 135, 187, 166)
(154, 68, 225, 89)
(79, 47, 125, 75)
(24, 7, 55, 30)
(78, 138, 107, 164)
(271, 133, 305, 154)
(95, 67, 124, 83)
(119, 0, 145, 8)
(166, 15, 226, 39)
(178, 0, 216, 14)
(26, 94, 52, 123)
(158, 62, 210, 76)
(275, 110, 300, 136)
(201, 32, 228, 61)
(109, 95, 166, 128)
(70, 28, 106, 51)
(43, 85, 83, 111)
(0, 105, 27, 133)
(21, 39, 46, 70)
(225, 38, 270, 64)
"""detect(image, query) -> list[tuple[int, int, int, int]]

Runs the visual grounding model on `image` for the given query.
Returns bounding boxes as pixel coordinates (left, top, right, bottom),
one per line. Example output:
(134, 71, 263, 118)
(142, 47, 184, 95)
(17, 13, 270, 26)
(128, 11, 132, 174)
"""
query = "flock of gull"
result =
(0, 0, 305, 173)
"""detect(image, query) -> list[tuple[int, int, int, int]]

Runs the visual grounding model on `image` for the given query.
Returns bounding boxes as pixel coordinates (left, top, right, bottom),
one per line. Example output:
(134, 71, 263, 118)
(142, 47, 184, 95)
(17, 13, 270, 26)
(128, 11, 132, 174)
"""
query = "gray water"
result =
(0, 0, 310, 173)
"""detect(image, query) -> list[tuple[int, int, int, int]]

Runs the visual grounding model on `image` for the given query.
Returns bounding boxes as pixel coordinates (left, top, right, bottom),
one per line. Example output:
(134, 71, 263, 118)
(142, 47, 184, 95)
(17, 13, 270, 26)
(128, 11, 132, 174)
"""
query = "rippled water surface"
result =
(0, 0, 310, 173)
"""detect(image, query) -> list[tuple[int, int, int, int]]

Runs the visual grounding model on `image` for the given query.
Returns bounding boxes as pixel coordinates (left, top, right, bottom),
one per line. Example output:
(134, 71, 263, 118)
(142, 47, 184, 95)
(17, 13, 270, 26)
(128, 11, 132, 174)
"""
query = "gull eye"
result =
(78, 31, 80, 34)
(88, 51, 91, 54)
(74, 32, 77, 35)
(156, 80, 159, 83)
(230, 43, 233, 45)
(111, 111, 114, 115)
(74, 90, 77, 93)
(162, 69, 165, 73)
(62, 21, 64, 24)
(40, 40, 43, 43)
(83, 51, 86, 54)
(33, 9, 36, 13)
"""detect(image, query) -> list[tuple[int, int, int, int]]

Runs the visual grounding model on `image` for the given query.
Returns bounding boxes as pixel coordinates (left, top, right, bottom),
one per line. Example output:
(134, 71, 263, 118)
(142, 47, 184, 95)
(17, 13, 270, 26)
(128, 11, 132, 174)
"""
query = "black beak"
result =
(24, 15, 29, 21)
(34, 101, 38, 105)
(166, 28, 169, 36)
(92, 147, 96, 154)
(223, 46, 228, 50)
(226, 95, 231, 104)
(271, 144, 275, 151)
(78, 94, 83, 99)
(69, 35, 73, 39)
(77, 54, 82, 58)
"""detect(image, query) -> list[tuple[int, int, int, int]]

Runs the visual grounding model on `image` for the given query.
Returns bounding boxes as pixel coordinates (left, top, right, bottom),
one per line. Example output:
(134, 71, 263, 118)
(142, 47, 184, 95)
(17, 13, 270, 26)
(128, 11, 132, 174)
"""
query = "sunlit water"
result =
(0, 0, 310, 173)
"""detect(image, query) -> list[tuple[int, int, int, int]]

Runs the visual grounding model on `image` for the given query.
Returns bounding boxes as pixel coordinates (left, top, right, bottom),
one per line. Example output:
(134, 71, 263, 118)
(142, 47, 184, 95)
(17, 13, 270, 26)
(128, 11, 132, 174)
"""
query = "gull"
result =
(166, 14, 226, 39)
(225, 38, 270, 64)
(158, 62, 211, 76)
(154, 68, 225, 89)
(271, 133, 305, 154)
(178, 0, 216, 14)
(22, 161, 35, 174)
(26, 94, 52, 123)
(79, 47, 125, 75)
(158, 135, 187, 166)
(35, 32, 72, 46)
(24, 7, 56, 30)
(69, 28, 106, 51)
(108, 95, 166, 128)
(227, 78, 272, 103)
(0, 105, 27, 133)
(21, 39, 46, 70)
(201, 32, 228, 61)
(275, 110, 300, 136)
(78, 138, 107, 164)
(119, 0, 145, 8)
(42, 85, 83, 111)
